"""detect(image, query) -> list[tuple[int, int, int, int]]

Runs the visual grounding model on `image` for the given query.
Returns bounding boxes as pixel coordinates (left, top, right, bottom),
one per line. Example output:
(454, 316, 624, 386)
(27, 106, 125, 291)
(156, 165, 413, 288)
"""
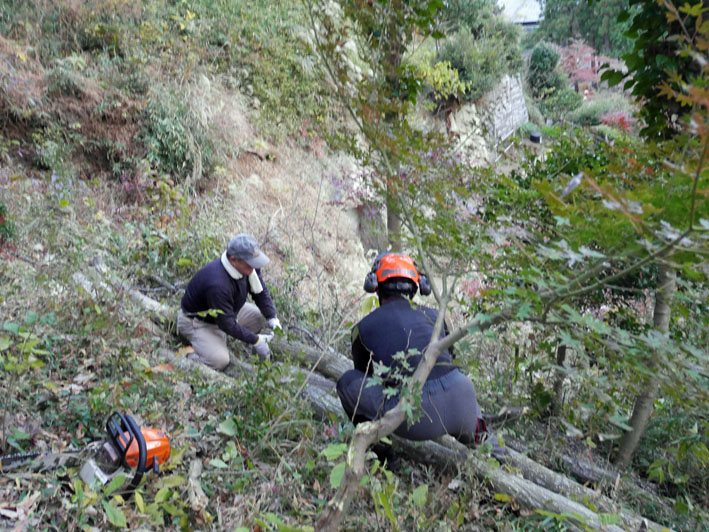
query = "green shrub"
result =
(567, 93, 636, 127)
(594, 124, 625, 140)
(517, 121, 538, 138)
(0, 201, 16, 245)
(31, 127, 74, 172)
(527, 41, 561, 98)
(436, 26, 523, 102)
(188, 0, 332, 140)
(143, 87, 217, 185)
(538, 86, 583, 120)
(439, 0, 499, 34)
(46, 64, 84, 98)
(80, 22, 124, 57)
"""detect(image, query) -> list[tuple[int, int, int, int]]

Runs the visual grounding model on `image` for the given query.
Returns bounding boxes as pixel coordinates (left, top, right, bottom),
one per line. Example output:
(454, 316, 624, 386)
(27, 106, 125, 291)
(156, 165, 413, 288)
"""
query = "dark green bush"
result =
(527, 41, 561, 98)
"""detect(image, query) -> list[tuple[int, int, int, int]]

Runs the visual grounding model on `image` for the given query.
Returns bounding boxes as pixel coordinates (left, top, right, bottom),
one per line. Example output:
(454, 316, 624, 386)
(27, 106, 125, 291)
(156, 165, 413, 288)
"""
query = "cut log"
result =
(271, 337, 352, 382)
(560, 453, 620, 486)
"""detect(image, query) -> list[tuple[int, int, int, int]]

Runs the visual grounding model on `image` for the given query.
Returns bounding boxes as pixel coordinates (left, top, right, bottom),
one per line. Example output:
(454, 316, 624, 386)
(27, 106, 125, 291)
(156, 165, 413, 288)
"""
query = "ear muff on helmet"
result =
(363, 271, 378, 293)
(418, 273, 432, 296)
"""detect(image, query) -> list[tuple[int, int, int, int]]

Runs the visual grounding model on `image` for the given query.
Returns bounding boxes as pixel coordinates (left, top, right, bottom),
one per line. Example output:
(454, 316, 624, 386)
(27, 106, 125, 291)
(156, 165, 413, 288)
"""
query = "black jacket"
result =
(351, 297, 455, 383)
(181, 258, 276, 344)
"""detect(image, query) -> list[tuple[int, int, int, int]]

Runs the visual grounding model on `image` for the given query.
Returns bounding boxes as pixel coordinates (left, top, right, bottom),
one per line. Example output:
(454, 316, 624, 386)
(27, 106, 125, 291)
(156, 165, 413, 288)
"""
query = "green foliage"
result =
(0, 311, 56, 452)
(408, 51, 470, 102)
(525, 95, 545, 127)
(594, 124, 626, 140)
(81, 21, 124, 57)
(46, 60, 86, 98)
(0, 201, 16, 245)
(567, 93, 635, 127)
(527, 41, 562, 99)
(436, 25, 523, 102)
(537, 86, 583, 121)
(517, 122, 539, 139)
(189, 0, 333, 140)
(536, 0, 635, 58)
(438, 0, 499, 34)
(526, 41, 582, 121)
(601, 0, 704, 137)
(30, 127, 73, 172)
(143, 86, 217, 185)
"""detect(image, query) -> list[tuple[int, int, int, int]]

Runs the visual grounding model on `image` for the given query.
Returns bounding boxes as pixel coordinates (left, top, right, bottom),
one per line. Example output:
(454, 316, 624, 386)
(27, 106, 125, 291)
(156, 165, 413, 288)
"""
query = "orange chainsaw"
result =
(1, 411, 170, 494)
(79, 411, 171, 492)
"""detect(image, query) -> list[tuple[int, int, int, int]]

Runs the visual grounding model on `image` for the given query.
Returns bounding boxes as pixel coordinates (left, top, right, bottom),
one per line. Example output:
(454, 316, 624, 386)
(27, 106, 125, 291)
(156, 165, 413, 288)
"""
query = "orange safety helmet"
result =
(363, 252, 431, 296)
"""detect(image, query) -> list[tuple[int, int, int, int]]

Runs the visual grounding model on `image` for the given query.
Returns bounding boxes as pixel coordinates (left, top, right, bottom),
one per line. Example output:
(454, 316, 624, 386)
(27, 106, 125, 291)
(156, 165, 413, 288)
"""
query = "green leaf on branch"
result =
(329, 461, 346, 488)
(321, 443, 348, 460)
(516, 302, 533, 320)
(691, 442, 709, 463)
(3, 322, 20, 334)
(558, 330, 582, 350)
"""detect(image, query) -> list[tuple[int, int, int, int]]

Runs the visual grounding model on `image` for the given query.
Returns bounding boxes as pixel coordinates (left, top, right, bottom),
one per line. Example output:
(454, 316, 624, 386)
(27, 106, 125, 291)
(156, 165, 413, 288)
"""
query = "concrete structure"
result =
(478, 74, 529, 141)
(498, 0, 542, 30)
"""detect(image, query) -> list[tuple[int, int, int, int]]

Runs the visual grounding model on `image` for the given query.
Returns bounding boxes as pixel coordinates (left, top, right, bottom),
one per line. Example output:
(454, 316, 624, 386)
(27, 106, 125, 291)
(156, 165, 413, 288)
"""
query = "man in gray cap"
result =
(178, 234, 282, 369)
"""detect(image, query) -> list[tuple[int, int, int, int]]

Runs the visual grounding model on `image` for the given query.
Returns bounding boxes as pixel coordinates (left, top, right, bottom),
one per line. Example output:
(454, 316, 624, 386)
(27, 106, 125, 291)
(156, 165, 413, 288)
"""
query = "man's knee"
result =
(189, 344, 230, 371)
(209, 347, 231, 370)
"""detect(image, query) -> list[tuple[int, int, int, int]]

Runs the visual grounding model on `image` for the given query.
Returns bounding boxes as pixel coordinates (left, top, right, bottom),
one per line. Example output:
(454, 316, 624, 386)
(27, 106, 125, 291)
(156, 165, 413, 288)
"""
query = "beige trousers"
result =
(177, 303, 267, 370)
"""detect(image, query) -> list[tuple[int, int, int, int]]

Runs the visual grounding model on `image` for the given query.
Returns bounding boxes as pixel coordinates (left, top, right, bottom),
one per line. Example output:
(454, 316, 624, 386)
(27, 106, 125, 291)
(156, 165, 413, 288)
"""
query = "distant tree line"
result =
(536, 0, 636, 58)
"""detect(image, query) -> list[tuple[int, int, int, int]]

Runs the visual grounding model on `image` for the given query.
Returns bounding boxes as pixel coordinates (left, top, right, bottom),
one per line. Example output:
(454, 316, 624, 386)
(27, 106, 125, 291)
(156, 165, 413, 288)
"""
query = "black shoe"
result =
(371, 442, 401, 472)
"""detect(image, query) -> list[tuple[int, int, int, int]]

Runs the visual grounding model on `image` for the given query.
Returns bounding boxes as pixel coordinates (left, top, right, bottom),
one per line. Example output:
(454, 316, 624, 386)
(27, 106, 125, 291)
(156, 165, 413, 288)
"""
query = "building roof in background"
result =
(499, 0, 542, 24)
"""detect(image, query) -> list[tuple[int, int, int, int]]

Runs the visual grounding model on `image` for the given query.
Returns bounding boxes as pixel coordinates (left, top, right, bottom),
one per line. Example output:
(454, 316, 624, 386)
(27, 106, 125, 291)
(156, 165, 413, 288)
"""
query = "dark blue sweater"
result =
(352, 297, 456, 383)
(181, 258, 276, 344)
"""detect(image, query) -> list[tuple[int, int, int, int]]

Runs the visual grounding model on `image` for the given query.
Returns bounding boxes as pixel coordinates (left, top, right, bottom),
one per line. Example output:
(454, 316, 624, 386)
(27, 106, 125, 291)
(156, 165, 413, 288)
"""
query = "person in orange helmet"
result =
(336, 252, 505, 468)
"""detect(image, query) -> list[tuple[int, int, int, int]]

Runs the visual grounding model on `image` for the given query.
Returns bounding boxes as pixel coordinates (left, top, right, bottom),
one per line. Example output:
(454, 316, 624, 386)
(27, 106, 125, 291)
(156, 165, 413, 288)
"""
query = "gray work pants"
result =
(177, 303, 266, 370)
(336, 368, 487, 443)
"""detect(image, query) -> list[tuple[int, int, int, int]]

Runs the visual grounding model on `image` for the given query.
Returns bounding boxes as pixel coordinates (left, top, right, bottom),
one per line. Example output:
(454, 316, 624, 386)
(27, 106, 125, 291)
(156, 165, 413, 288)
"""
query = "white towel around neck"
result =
(221, 251, 263, 294)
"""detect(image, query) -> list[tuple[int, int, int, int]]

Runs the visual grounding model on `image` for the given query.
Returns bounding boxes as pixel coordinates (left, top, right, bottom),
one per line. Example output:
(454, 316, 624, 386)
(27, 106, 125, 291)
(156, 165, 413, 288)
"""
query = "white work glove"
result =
(267, 317, 282, 332)
(253, 334, 272, 361)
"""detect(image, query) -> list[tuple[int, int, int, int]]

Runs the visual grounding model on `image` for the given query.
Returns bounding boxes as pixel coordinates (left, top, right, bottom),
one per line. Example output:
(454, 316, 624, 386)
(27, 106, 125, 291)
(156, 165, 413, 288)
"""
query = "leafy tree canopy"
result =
(536, 0, 636, 58)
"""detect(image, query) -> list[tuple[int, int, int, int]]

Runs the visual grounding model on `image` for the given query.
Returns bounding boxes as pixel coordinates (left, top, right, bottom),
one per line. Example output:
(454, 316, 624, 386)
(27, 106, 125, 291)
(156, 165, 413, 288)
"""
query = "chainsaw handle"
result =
(123, 414, 147, 491)
(106, 411, 147, 492)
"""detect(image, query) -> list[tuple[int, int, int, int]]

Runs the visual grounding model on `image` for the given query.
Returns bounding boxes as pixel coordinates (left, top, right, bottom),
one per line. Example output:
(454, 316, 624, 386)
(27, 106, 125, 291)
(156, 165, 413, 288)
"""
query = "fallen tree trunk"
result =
(88, 272, 675, 532)
(304, 385, 672, 532)
(271, 337, 352, 382)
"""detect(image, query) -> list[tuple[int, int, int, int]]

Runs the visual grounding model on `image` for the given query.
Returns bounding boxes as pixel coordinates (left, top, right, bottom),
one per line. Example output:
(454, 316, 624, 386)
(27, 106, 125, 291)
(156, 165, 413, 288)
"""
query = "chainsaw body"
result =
(79, 412, 170, 492)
